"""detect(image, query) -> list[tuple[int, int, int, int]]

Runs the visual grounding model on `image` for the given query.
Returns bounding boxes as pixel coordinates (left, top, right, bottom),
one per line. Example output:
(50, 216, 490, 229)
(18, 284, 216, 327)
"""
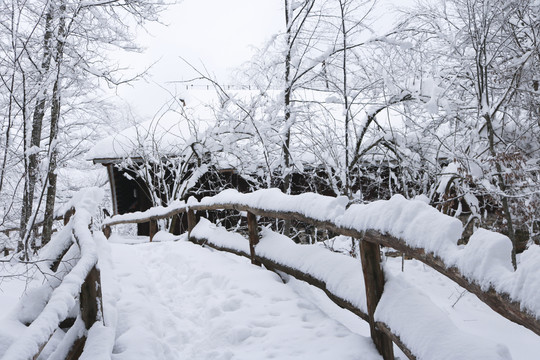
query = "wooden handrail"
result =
(3, 199, 105, 360)
(103, 199, 540, 338)
(101, 192, 540, 360)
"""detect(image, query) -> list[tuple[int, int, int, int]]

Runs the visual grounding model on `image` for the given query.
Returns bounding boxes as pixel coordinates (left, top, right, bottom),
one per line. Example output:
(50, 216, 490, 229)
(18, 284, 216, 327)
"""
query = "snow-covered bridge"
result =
(1, 188, 540, 360)
(108, 236, 382, 360)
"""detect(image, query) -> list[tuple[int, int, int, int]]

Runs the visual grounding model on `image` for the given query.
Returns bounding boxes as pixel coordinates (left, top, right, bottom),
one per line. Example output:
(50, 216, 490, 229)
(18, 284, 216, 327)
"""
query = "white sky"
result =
(112, 0, 411, 119)
(114, 0, 283, 118)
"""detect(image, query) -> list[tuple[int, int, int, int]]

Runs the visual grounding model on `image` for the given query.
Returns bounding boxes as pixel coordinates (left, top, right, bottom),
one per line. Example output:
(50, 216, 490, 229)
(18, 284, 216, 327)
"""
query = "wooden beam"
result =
(377, 322, 416, 360)
(360, 239, 394, 359)
(64, 207, 75, 226)
(104, 207, 187, 227)
(65, 336, 86, 360)
(106, 164, 118, 215)
(247, 212, 260, 266)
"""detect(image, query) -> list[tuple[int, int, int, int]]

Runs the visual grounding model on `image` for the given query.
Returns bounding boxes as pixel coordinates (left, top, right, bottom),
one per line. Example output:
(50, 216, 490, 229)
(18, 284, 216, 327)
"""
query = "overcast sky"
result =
(113, 0, 410, 119)
(113, 0, 283, 118)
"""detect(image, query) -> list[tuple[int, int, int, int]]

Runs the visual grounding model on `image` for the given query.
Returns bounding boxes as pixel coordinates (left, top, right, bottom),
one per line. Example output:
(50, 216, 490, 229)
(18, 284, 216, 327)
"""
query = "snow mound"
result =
(195, 188, 349, 223)
(256, 228, 368, 313)
(340, 194, 463, 257)
(456, 229, 514, 290)
(191, 218, 250, 254)
(86, 117, 200, 160)
(375, 275, 511, 360)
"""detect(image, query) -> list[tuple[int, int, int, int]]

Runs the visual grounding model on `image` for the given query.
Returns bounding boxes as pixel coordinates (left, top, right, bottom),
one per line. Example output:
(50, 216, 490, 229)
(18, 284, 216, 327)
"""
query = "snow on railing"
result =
(1, 188, 112, 360)
(103, 188, 540, 360)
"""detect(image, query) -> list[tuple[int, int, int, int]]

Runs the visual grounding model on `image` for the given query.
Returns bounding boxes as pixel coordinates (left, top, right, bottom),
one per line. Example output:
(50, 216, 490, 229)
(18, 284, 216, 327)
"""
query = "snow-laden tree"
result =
(388, 0, 540, 266)
(0, 0, 165, 258)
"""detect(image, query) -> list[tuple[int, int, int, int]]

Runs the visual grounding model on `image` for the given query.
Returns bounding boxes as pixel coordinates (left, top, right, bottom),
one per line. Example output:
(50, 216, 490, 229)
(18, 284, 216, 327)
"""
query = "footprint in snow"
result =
(227, 327, 252, 345)
(221, 298, 242, 312)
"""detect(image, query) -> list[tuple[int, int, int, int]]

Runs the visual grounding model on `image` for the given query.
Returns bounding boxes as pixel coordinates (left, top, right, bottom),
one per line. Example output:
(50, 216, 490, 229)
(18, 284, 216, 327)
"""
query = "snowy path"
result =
(109, 237, 382, 360)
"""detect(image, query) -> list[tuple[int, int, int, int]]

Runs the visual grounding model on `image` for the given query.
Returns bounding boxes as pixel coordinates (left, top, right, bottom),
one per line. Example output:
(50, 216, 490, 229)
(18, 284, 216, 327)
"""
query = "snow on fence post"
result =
(49, 207, 77, 272)
(359, 238, 394, 360)
(187, 209, 197, 240)
(247, 211, 261, 266)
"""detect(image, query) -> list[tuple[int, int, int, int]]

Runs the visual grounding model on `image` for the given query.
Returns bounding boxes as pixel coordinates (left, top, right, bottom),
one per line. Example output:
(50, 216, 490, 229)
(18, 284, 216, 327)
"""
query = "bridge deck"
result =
(109, 235, 382, 360)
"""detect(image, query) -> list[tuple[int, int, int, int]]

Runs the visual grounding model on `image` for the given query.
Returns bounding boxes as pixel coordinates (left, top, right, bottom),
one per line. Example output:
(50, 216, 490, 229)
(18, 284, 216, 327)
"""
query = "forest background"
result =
(0, 0, 539, 270)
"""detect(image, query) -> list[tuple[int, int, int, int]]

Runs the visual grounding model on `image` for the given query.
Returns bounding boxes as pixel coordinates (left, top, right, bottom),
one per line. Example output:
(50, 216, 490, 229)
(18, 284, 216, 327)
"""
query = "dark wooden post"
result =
(149, 220, 157, 242)
(102, 209, 111, 239)
(360, 238, 394, 360)
(103, 225, 111, 239)
(187, 209, 197, 240)
(247, 211, 261, 266)
(80, 265, 103, 329)
(66, 264, 104, 360)
(64, 207, 75, 226)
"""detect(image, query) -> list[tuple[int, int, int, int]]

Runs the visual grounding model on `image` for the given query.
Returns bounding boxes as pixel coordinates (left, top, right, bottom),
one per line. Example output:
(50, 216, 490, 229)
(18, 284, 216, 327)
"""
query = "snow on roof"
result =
(86, 89, 220, 161)
(86, 116, 196, 161)
(87, 86, 416, 165)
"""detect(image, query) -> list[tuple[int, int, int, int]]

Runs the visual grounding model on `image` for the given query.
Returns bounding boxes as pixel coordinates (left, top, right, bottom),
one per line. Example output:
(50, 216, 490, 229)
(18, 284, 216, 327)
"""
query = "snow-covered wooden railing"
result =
(2, 188, 110, 360)
(103, 188, 540, 360)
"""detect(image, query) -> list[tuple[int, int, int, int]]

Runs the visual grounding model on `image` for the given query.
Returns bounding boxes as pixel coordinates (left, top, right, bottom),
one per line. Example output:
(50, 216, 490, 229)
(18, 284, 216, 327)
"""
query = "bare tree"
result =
(0, 0, 166, 258)
(392, 0, 540, 266)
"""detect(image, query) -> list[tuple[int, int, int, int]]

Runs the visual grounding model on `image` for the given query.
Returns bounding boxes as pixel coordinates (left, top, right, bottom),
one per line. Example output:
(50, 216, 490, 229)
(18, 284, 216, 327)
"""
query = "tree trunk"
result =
(339, 0, 351, 198)
(282, 0, 293, 236)
(19, 6, 54, 252)
(43, 2, 66, 246)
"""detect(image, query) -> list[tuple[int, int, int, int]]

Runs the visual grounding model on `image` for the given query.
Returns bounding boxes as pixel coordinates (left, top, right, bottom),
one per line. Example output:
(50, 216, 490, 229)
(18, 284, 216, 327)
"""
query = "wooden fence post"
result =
(102, 209, 112, 239)
(103, 225, 111, 239)
(247, 211, 261, 266)
(64, 207, 75, 226)
(80, 265, 103, 329)
(149, 220, 157, 242)
(360, 238, 394, 360)
(187, 209, 197, 240)
(66, 265, 104, 359)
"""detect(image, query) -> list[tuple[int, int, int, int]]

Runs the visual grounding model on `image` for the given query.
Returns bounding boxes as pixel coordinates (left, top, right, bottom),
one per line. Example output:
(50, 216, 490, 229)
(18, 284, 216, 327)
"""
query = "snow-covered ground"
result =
(1, 232, 539, 359)
(382, 256, 540, 360)
(109, 233, 540, 360)
(109, 234, 382, 360)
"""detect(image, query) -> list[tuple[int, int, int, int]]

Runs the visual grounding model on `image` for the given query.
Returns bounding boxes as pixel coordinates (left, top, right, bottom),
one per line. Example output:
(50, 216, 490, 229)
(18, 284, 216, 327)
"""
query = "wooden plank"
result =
(104, 206, 188, 226)
(103, 224, 111, 239)
(247, 212, 261, 266)
(65, 336, 86, 360)
(377, 321, 416, 360)
(106, 164, 118, 215)
(360, 239, 394, 360)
